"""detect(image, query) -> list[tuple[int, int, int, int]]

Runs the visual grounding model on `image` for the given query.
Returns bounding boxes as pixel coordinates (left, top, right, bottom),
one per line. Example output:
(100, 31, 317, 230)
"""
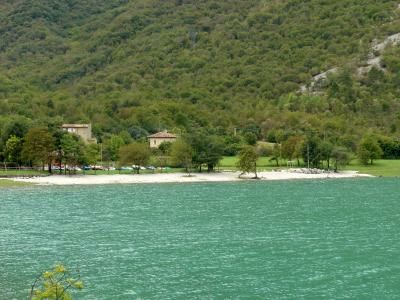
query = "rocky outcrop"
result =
(301, 32, 400, 92)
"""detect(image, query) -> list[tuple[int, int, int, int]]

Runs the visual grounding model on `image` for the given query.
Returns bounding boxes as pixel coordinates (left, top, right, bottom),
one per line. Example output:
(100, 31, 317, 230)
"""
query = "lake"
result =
(1, 178, 400, 299)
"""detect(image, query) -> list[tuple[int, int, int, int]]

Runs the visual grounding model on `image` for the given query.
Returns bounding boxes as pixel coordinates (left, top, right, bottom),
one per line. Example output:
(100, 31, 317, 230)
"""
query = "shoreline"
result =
(8, 170, 374, 186)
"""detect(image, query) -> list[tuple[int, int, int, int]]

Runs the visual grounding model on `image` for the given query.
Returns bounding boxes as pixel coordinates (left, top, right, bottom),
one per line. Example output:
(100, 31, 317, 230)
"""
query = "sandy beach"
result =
(10, 170, 373, 185)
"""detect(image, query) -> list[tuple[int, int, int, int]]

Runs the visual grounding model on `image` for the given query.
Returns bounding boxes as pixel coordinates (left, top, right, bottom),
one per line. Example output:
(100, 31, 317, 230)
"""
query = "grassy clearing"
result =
(0, 179, 32, 188)
(0, 169, 47, 176)
(220, 156, 400, 177)
(344, 160, 400, 177)
(219, 156, 294, 171)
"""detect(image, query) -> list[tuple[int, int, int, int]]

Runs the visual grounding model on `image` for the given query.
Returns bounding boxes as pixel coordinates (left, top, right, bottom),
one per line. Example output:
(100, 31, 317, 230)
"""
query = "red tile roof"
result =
(62, 124, 90, 128)
(147, 132, 177, 138)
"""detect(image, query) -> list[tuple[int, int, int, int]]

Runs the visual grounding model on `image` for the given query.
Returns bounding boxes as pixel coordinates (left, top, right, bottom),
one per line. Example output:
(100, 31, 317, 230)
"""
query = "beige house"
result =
(62, 124, 97, 143)
(148, 131, 177, 148)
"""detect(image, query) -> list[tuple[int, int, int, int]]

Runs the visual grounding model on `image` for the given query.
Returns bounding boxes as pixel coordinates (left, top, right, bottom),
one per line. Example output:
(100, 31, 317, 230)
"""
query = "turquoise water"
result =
(1, 178, 400, 299)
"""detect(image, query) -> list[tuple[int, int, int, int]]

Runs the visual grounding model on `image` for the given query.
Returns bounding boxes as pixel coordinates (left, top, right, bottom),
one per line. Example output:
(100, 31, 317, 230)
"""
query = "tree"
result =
(30, 264, 83, 300)
(357, 135, 383, 165)
(243, 132, 257, 145)
(154, 141, 173, 172)
(52, 129, 68, 174)
(187, 132, 224, 172)
(237, 145, 259, 178)
(22, 127, 55, 172)
(281, 136, 303, 166)
(270, 143, 281, 167)
(1, 118, 30, 147)
(61, 134, 85, 174)
(84, 143, 100, 172)
(170, 139, 193, 175)
(331, 146, 350, 172)
(204, 136, 224, 172)
(104, 134, 125, 163)
(319, 141, 334, 169)
(5, 135, 23, 165)
(158, 141, 173, 155)
(118, 143, 151, 174)
(301, 136, 322, 168)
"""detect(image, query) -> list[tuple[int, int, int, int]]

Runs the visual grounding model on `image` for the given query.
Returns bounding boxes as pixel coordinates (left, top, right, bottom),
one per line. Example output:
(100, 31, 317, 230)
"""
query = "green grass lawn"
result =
(0, 169, 47, 176)
(219, 156, 292, 171)
(0, 179, 32, 188)
(343, 160, 400, 177)
(220, 156, 400, 177)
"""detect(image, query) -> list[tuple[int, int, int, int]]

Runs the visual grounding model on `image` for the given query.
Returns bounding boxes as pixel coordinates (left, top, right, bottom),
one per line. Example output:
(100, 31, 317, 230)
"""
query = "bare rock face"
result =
(358, 33, 400, 75)
(301, 32, 400, 92)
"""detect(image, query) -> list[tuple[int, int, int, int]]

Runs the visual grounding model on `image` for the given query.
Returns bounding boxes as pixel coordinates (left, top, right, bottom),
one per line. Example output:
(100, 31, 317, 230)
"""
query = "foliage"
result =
(5, 135, 23, 164)
(357, 135, 383, 165)
(301, 135, 322, 168)
(1, 0, 400, 165)
(61, 133, 85, 172)
(0, 0, 399, 148)
(118, 143, 151, 173)
(331, 146, 350, 172)
(170, 139, 193, 175)
(22, 127, 55, 171)
(186, 132, 224, 172)
(237, 145, 259, 178)
(84, 143, 100, 167)
(29, 264, 83, 300)
(281, 136, 303, 165)
(103, 134, 126, 162)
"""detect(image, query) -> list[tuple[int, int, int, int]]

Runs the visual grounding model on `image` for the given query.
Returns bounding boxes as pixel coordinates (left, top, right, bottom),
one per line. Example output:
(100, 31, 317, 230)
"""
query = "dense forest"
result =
(2, 0, 400, 163)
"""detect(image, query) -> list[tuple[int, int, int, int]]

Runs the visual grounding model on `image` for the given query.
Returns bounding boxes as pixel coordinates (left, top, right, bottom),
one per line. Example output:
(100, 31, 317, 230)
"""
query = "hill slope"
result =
(1, 0, 400, 142)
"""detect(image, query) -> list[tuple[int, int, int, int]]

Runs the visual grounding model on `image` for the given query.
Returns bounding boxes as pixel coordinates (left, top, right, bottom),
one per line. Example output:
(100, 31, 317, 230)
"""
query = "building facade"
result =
(62, 124, 97, 143)
(148, 131, 177, 148)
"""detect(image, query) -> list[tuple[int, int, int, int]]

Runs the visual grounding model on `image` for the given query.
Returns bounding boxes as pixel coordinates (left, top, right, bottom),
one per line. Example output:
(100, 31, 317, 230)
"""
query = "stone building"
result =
(61, 124, 97, 143)
(148, 131, 177, 148)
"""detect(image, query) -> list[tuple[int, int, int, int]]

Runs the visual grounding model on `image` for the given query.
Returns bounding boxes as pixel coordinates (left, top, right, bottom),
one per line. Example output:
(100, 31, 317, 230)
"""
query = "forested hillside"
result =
(1, 0, 400, 146)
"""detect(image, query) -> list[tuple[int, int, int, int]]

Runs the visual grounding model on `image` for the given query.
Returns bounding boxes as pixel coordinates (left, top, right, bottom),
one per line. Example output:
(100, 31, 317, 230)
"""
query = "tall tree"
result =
(119, 143, 151, 174)
(22, 127, 55, 172)
(170, 139, 193, 175)
(104, 134, 125, 163)
(281, 136, 303, 166)
(85, 143, 100, 172)
(237, 145, 259, 178)
(61, 133, 85, 174)
(357, 135, 383, 165)
(331, 146, 350, 172)
(301, 135, 322, 168)
(5, 135, 23, 165)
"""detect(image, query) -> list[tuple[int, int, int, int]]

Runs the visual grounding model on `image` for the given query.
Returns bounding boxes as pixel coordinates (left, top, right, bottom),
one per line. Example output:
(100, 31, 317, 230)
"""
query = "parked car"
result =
(66, 166, 82, 171)
(91, 165, 105, 170)
(120, 166, 133, 171)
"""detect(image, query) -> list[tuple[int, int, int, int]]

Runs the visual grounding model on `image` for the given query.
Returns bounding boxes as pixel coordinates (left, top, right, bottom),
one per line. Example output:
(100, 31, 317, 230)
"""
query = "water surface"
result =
(1, 178, 399, 299)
